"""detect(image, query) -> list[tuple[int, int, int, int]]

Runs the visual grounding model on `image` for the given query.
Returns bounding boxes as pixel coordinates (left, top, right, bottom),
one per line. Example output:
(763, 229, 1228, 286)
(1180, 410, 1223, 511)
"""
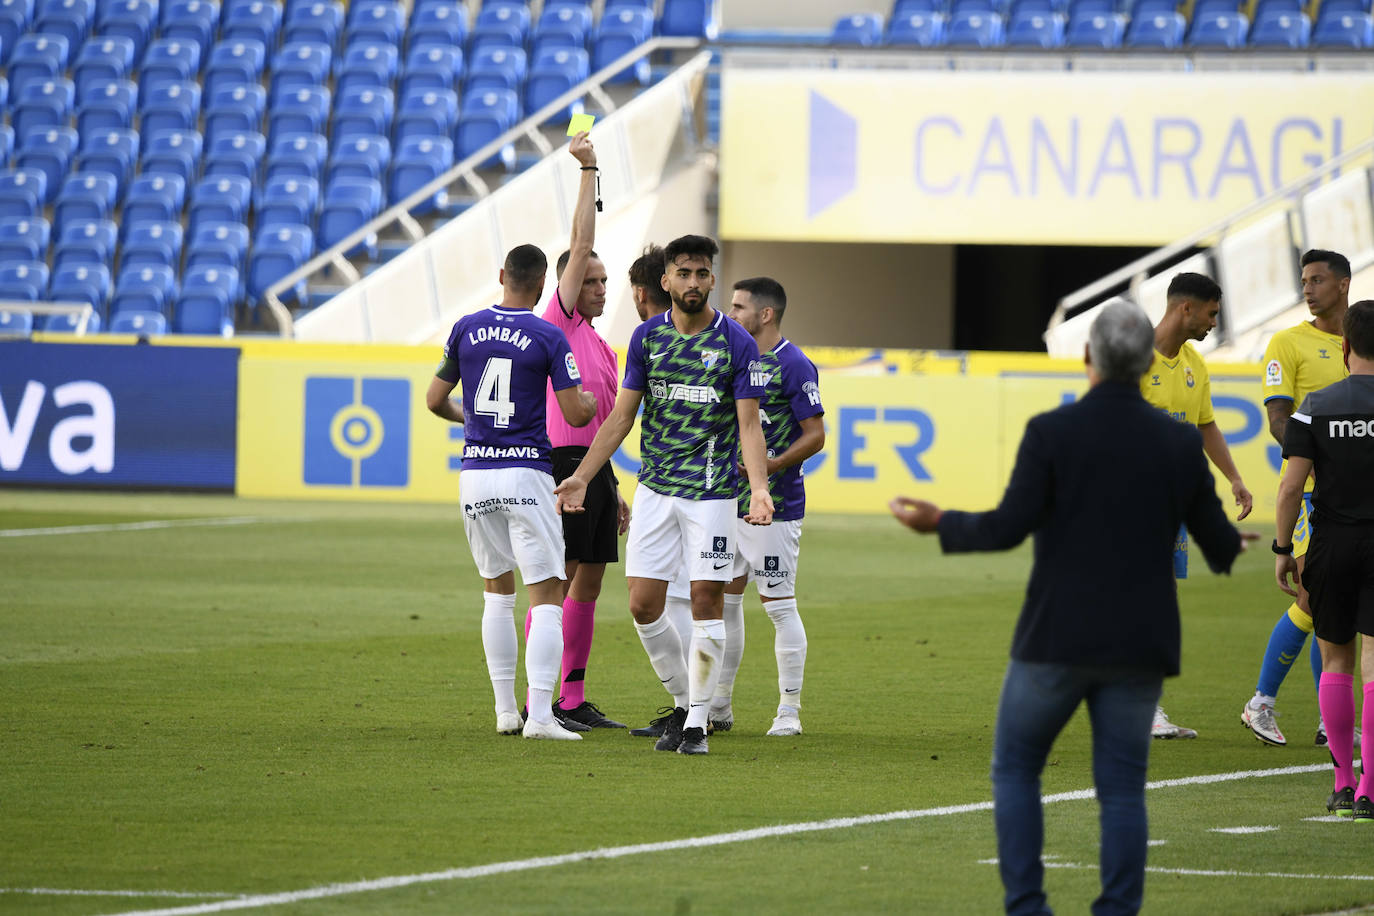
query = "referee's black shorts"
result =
(1302, 525, 1374, 644)
(552, 446, 619, 564)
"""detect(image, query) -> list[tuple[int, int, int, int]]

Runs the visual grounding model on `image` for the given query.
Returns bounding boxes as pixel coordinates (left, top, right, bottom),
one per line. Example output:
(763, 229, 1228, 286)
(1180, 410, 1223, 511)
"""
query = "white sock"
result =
(525, 603, 563, 722)
(685, 618, 727, 732)
(664, 594, 694, 668)
(765, 599, 806, 713)
(634, 613, 689, 708)
(1252, 692, 1276, 709)
(711, 593, 745, 710)
(481, 592, 519, 717)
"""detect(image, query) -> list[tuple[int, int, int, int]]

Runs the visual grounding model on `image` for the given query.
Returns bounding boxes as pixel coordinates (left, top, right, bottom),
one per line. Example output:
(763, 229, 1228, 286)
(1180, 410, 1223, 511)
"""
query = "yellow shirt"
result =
(1262, 320, 1346, 406)
(1140, 342, 1213, 427)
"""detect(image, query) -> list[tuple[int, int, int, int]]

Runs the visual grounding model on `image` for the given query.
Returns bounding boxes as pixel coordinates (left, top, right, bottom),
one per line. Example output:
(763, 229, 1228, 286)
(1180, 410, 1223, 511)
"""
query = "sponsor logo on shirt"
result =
(1328, 419, 1374, 438)
(700, 534, 732, 561)
(756, 554, 790, 583)
(648, 379, 721, 403)
(748, 360, 771, 387)
(464, 445, 541, 460)
(803, 380, 821, 406)
(564, 352, 581, 381)
(1265, 359, 1283, 386)
(464, 495, 541, 519)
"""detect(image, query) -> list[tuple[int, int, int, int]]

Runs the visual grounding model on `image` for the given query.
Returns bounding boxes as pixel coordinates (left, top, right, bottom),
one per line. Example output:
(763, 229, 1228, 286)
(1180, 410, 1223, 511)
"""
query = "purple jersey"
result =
(437, 305, 581, 472)
(737, 339, 824, 521)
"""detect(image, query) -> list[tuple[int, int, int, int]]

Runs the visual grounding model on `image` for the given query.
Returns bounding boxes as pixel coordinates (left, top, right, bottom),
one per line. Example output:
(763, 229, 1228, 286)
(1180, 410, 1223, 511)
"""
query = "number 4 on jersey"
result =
(474, 357, 516, 427)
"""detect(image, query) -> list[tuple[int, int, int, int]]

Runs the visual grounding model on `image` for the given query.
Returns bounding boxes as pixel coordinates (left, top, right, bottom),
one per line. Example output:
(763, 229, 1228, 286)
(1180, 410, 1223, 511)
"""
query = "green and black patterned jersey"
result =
(622, 309, 763, 500)
(735, 339, 824, 521)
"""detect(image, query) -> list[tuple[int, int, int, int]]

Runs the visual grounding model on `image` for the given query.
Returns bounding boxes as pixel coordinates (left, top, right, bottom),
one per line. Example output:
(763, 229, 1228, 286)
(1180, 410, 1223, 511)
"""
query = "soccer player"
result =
(1139, 272, 1254, 740)
(427, 243, 597, 741)
(524, 131, 630, 731)
(1274, 299, 1374, 817)
(555, 234, 773, 756)
(1243, 249, 1352, 747)
(629, 244, 671, 322)
(706, 277, 825, 737)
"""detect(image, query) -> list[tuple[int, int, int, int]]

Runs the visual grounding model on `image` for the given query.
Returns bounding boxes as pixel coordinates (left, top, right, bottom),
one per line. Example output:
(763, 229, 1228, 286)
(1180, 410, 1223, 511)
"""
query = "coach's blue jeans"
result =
(991, 659, 1162, 916)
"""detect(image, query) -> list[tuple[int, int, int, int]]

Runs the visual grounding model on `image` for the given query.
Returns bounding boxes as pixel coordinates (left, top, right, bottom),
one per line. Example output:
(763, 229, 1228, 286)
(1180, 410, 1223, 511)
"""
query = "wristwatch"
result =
(1271, 539, 1294, 556)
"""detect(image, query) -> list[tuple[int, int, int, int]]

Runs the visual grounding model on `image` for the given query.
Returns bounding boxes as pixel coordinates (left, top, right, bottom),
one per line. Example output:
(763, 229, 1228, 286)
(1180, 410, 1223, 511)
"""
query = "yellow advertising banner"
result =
(719, 69, 1374, 245)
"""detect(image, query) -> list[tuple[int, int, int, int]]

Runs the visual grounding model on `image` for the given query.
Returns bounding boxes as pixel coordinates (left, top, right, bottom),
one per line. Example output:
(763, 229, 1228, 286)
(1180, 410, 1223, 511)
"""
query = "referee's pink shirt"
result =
(542, 288, 618, 448)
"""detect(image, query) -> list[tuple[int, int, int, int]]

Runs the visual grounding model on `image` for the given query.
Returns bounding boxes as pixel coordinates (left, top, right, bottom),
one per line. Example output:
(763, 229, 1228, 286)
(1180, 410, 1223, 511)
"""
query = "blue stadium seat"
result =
(1313, 10, 1371, 45)
(140, 81, 201, 136)
(112, 263, 178, 314)
(174, 265, 238, 334)
(205, 39, 268, 97)
(393, 87, 459, 141)
(401, 44, 462, 95)
(100, 0, 156, 58)
(332, 85, 395, 139)
(1255, 0, 1302, 13)
(205, 83, 267, 141)
(41, 308, 104, 332)
(268, 86, 331, 139)
(0, 125, 11, 166)
(946, 9, 1005, 44)
(121, 220, 183, 269)
(190, 174, 253, 230)
(8, 34, 69, 100)
(1129, 0, 1177, 15)
(1066, 10, 1124, 45)
(122, 172, 186, 224)
(36, 0, 93, 54)
(389, 134, 452, 213)
(255, 173, 318, 226)
(108, 309, 168, 334)
(335, 41, 398, 92)
(53, 218, 117, 267)
(1188, 9, 1248, 45)
(605, 0, 653, 8)
(0, 169, 46, 220)
(47, 263, 111, 319)
(660, 0, 718, 38)
(465, 45, 526, 93)
(455, 90, 517, 170)
(532, 3, 590, 53)
(271, 41, 333, 99)
(469, 1, 528, 52)
(222, 0, 282, 46)
(205, 130, 266, 179)
(72, 35, 134, 99)
(160, 0, 218, 48)
(247, 223, 312, 303)
(1007, 9, 1064, 44)
(1193, 0, 1240, 14)
(0, 0, 27, 65)
(526, 46, 587, 123)
(0, 306, 35, 335)
(463, 85, 518, 124)
(831, 12, 883, 44)
(592, 6, 651, 83)
(15, 127, 79, 203)
(318, 176, 381, 255)
(77, 79, 137, 135)
(53, 170, 118, 228)
(0, 216, 50, 261)
(266, 131, 328, 180)
(887, 10, 946, 44)
(1068, 0, 1115, 15)
(1011, 0, 1067, 14)
(140, 129, 202, 183)
(0, 79, 8, 116)
(13, 78, 75, 143)
(74, 128, 138, 196)
(1125, 10, 1185, 46)
(141, 38, 204, 88)
(409, 3, 467, 51)
(283, 0, 342, 46)
(1250, 9, 1309, 45)
(347, 0, 403, 44)
(187, 221, 250, 288)
(895, 0, 949, 12)
(1322, 0, 1374, 13)
(326, 135, 391, 184)
(0, 260, 49, 300)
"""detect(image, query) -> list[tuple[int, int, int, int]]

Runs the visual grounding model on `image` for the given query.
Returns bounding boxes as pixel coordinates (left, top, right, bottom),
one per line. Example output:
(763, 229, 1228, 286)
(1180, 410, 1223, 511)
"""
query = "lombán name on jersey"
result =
(648, 379, 720, 403)
(1328, 419, 1374, 437)
(468, 326, 532, 350)
(464, 444, 541, 459)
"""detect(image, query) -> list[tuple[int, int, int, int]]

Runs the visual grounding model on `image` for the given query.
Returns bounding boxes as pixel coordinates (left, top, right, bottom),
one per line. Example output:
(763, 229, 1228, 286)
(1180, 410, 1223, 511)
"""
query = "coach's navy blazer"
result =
(937, 380, 1242, 677)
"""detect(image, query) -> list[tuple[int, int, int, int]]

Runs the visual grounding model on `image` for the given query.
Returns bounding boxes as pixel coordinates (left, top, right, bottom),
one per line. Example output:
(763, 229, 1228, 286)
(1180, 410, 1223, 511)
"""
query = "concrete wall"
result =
(720, 0, 884, 30)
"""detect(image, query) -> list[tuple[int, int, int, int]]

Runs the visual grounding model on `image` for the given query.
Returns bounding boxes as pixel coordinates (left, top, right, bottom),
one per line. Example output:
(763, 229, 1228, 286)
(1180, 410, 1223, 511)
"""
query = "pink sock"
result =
(523, 607, 534, 710)
(559, 598, 596, 708)
(1320, 672, 1357, 792)
(1359, 683, 1374, 800)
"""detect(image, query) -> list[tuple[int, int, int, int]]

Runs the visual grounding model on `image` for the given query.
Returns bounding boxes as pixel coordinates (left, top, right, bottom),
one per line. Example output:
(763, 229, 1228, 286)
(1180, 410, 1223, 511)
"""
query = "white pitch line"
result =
(104, 760, 1344, 916)
(978, 859, 1374, 881)
(1209, 826, 1279, 834)
(0, 517, 277, 538)
(1, 889, 239, 899)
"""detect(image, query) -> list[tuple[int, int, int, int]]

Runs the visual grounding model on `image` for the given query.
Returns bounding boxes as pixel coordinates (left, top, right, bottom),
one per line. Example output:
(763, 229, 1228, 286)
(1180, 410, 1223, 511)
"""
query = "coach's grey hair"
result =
(1087, 300, 1155, 383)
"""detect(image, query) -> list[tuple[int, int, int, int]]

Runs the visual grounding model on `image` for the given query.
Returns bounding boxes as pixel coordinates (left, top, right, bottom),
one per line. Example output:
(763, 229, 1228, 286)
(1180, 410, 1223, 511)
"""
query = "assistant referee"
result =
(1275, 299, 1374, 820)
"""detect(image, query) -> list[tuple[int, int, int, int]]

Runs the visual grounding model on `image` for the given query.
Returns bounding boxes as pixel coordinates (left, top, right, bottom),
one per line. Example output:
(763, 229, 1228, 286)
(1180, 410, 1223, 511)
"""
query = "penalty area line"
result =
(105, 760, 1336, 916)
(1, 889, 240, 899)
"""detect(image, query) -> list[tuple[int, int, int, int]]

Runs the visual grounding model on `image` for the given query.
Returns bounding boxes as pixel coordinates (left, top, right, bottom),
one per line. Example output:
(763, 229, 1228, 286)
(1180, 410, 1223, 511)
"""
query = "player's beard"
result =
(673, 289, 708, 314)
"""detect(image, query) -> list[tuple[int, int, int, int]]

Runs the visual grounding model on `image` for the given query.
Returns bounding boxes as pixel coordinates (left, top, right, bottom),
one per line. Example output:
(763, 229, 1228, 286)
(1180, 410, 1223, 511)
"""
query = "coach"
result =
(1275, 299, 1374, 820)
(890, 300, 1242, 916)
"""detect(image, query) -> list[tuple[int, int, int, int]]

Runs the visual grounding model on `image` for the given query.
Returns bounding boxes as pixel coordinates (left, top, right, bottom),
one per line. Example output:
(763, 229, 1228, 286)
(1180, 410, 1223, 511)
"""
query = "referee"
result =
(1275, 299, 1374, 820)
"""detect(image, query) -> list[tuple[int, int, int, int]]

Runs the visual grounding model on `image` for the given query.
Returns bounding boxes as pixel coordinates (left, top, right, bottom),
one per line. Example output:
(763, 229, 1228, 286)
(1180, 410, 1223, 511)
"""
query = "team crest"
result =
(700, 349, 721, 370)
(1184, 366, 1195, 388)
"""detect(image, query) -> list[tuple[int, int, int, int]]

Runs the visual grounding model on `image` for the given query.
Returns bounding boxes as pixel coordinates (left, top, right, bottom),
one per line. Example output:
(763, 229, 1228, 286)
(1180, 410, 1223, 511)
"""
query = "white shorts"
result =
(625, 486, 738, 583)
(459, 467, 566, 584)
(734, 517, 803, 598)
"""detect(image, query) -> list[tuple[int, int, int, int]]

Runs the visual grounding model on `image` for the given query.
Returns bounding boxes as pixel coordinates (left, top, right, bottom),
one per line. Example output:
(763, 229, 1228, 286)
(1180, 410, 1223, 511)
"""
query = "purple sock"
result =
(1320, 672, 1356, 792)
(1359, 683, 1374, 801)
(559, 598, 595, 708)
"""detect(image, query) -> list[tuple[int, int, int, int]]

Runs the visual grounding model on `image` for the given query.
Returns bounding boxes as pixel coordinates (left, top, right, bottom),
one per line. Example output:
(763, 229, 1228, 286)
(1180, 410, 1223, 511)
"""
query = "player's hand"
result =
(554, 475, 588, 514)
(570, 131, 596, 168)
(616, 491, 631, 535)
(889, 496, 942, 533)
(1232, 479, 1253, 521)
(745, 488, 773, 525)
(1276, 553, 1299, 596)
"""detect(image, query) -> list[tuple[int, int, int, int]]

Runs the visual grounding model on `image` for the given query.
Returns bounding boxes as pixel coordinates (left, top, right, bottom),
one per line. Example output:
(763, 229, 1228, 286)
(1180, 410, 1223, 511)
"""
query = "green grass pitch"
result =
(2, 490, 1373, 915)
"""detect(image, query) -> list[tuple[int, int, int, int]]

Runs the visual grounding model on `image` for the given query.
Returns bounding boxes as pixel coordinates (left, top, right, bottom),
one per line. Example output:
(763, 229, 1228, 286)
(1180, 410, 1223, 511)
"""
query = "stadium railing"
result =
(0, 300, 101, 336)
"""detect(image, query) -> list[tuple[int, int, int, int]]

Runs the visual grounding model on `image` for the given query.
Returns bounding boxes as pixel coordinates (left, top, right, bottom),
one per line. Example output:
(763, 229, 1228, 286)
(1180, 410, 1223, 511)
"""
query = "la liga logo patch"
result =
(1265, 359, 1283, 387)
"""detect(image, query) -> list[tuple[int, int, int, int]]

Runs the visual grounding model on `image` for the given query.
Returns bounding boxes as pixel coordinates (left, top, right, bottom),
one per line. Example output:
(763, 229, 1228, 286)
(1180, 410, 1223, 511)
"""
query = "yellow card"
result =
(566, 113, 595, 136)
